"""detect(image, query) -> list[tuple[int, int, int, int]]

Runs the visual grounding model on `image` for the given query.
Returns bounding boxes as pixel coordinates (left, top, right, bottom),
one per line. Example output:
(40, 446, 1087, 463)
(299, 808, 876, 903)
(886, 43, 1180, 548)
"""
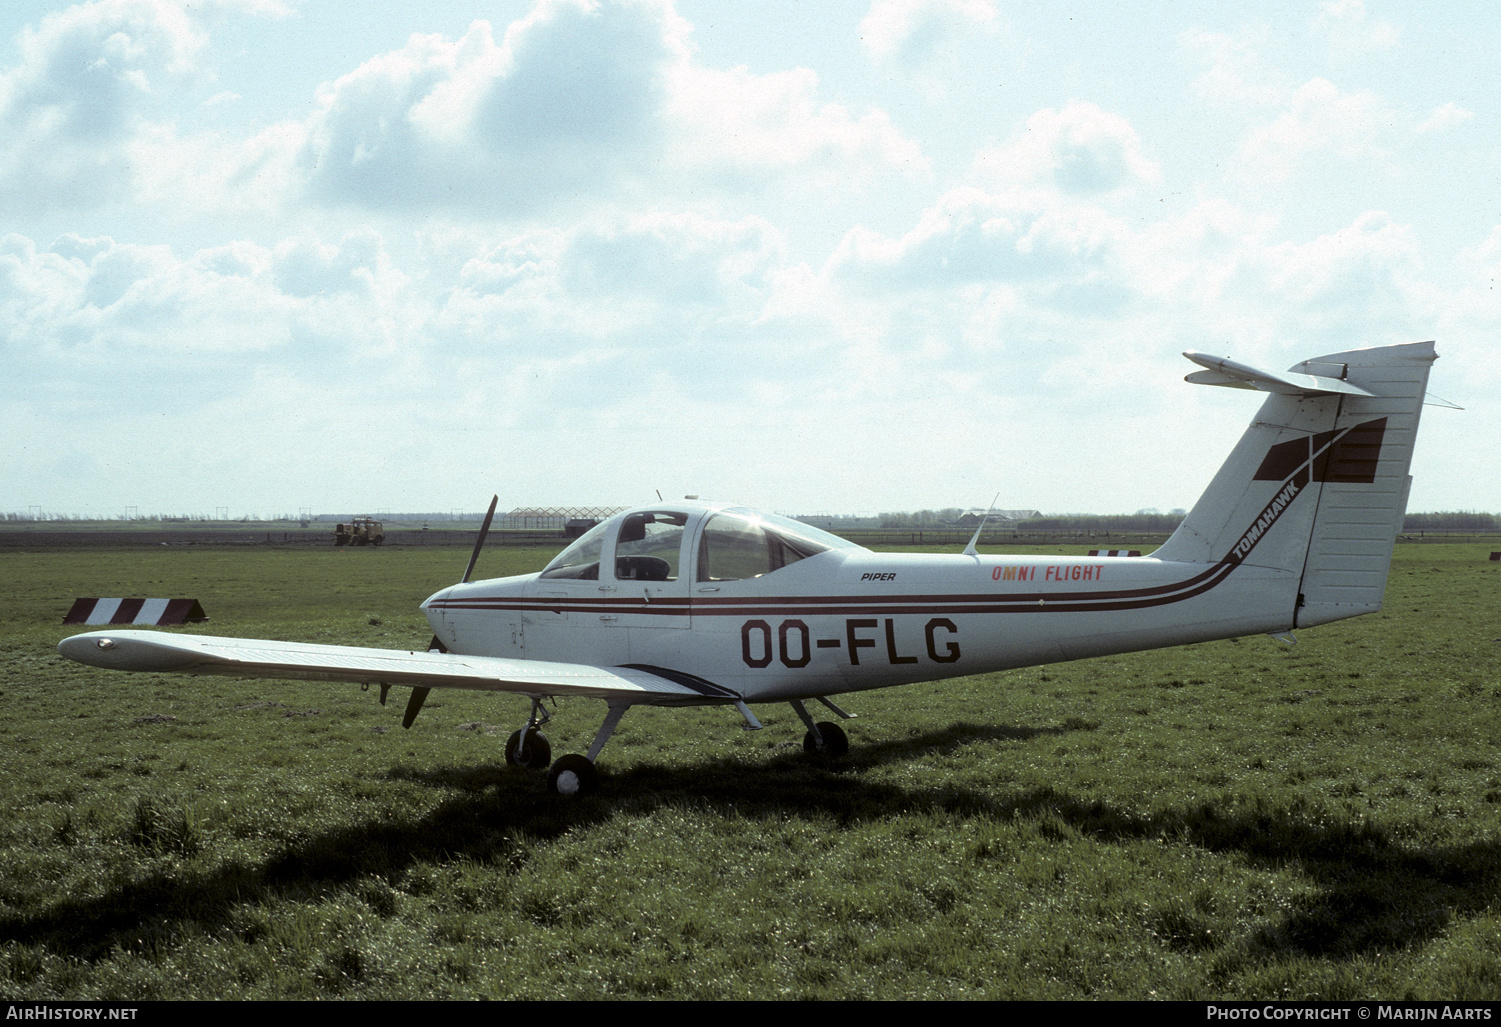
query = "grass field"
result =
(2, 542, 1499, 999)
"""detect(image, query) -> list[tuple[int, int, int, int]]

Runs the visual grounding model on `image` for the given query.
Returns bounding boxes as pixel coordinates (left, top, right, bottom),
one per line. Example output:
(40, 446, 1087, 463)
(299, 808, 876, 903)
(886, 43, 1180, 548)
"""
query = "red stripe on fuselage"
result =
(427, 559, 1239, 619)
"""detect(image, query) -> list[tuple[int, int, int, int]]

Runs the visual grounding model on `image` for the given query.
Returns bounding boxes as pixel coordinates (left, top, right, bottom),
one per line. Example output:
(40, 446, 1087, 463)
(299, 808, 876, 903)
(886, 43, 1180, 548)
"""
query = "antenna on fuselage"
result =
(962, 493, 1000, 559)
(462, 495, 499, 584)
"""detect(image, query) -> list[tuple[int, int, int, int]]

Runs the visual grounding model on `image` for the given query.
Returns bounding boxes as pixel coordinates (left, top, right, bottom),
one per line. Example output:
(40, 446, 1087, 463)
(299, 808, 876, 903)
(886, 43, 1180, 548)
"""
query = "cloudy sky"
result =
(3, 0, 1495, 519)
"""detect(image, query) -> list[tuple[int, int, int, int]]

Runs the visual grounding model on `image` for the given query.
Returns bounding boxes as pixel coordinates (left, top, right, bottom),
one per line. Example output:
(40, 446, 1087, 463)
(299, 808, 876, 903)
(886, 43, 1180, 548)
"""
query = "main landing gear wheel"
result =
(547, 754, 598, 796)
(803, 722, 849, 757)
(505, 728, 551, 770)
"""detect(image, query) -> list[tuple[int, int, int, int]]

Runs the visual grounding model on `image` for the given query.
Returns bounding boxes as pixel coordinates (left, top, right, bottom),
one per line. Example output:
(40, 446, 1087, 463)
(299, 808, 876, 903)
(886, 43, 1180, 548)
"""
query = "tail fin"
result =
(1153, 341, 1436, 628)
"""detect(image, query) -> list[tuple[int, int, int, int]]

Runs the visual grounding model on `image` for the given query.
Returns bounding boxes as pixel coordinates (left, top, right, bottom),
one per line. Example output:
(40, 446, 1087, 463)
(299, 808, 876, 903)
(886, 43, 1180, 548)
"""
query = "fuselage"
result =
(422, 501, 1296, 704)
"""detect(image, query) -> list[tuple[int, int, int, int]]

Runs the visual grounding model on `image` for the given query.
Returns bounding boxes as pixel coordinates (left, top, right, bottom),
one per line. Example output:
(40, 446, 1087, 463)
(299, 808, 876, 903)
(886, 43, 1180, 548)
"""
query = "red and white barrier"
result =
(63, 598, 208, 626)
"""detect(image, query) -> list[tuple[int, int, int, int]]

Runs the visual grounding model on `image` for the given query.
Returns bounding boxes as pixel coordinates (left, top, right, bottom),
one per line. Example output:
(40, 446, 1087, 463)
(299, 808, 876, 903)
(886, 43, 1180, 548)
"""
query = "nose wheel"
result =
(504, 727, 551, 769)
(506, 698, 554, 770)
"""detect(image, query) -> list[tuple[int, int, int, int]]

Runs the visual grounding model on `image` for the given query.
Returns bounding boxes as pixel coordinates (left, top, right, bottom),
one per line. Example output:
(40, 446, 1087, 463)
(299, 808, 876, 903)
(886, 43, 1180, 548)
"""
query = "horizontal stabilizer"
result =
(1184, 352, 1377, 398)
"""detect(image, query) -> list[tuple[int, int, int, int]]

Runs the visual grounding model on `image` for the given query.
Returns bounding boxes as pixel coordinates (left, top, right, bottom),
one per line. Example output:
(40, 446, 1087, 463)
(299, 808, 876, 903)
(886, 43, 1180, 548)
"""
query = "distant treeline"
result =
(1010, 512, 1500, 533)
(1016, 513, 1187, 532)
(876, 509, 967, 529)
(4, 510, 1499, 532)
(1, 512, 297, 522)
(0, 511, 484, 524)
(1401, 511, 1499, 531)
(1012, 511, 1500, 533)
(860, 509, 1501, 534)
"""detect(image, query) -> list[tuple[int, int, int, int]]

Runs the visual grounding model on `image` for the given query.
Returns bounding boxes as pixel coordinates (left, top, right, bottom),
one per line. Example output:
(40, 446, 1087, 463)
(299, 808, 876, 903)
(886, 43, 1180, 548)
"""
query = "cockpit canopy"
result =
(538, 506, 861, 583)
(697, 510, 842, 581)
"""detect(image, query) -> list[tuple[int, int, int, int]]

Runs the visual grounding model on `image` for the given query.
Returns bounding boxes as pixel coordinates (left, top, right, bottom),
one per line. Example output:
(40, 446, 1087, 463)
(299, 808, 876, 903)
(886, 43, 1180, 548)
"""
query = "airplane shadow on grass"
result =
(3, 719, 1498, 970)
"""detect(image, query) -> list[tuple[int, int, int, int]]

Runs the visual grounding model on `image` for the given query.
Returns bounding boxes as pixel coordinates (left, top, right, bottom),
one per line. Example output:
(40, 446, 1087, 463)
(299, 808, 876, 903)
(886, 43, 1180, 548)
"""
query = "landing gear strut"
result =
(543, 702, 631, 796)
(519, 694, 856, 797)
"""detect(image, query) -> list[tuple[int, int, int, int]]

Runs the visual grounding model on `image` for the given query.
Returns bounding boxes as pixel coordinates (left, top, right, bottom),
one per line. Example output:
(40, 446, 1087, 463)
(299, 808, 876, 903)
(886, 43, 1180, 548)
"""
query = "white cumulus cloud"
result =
(1312, 0, 1399, 58)
(1235, 77, 1388, 182)
(297, 2, 673, 213)
(859, 0, 997, 65)
(1414, 101, 1472, 134)
(0, 0, 206, 210)
(289, 0, 924, 214)
(971, 102, 1159, 194)
(666, 62, 926, 185)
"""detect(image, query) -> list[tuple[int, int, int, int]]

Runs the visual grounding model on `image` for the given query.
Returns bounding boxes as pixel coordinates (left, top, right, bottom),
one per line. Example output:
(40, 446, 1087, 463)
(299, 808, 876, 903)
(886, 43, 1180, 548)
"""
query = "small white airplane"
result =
(61, 341, 1437, 796)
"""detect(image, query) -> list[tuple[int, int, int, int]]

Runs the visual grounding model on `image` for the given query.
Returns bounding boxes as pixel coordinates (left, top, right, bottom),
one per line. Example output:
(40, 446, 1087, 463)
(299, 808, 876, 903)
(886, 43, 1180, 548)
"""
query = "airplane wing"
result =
(57, 630, 728, 704)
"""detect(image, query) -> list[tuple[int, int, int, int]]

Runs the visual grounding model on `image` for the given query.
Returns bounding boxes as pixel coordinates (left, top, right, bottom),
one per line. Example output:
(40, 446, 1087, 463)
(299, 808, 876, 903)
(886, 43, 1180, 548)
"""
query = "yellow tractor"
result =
(334, 517, 385, 547)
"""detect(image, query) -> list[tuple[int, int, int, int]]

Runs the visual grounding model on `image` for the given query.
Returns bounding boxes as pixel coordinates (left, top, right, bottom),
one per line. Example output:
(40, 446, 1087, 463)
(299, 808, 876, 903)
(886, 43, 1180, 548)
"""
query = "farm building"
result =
(500, 506, 627, 532)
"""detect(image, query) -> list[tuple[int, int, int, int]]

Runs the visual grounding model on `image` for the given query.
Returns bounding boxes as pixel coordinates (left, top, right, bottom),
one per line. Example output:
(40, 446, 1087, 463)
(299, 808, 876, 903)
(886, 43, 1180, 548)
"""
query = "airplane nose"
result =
(421, 585, 456, 650)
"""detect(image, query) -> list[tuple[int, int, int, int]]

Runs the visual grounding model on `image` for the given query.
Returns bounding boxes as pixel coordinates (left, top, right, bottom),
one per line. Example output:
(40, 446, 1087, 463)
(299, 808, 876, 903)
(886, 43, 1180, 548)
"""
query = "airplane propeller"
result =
(400, 494, 500, 729)
(463, 494, 500, 584)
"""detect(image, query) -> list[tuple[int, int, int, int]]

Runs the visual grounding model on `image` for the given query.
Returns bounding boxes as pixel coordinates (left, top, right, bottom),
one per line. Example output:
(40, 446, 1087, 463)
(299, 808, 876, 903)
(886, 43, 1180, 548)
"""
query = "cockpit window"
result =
(614, 511, 687, 582)
(539, 520, 609, 580)
(697, 510, 857, 581)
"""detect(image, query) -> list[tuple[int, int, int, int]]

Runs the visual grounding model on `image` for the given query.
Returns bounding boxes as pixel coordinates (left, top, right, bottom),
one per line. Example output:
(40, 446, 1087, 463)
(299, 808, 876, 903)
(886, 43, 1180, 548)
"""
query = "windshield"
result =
(539, 520, 609, 580)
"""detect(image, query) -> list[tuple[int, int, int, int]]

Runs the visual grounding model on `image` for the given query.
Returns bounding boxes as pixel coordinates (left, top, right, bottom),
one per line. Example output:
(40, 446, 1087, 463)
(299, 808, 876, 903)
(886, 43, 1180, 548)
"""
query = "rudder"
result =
(1292, 342, 1435, 626)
